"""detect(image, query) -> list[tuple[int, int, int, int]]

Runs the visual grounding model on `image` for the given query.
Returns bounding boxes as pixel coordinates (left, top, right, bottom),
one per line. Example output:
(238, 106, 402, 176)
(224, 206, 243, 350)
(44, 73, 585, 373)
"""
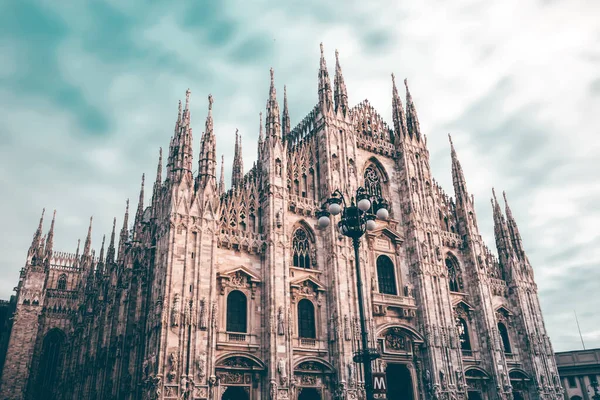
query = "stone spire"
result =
(231, 130, 244, 188)
(83, 216, 93, 256)
(43, 210, 56, 269)
(266, 69, 282, 140)
(28, 208, 45, 258)
(257, 112, 264, 161)
(492, 189, 514, 260)
(135, 174, 145, 223)
(404, 79, 421, 141)
(106, 217, 117, 264)
(318, 43, 333, 112)
(282, 86, 291, 139)
(334, 49, 349, 116)
(75, 239, 81, 261)
(503, 191, 525, 260)
(196, 94, 218, 189)
(167, 90, 194, 183)
(391, 73, 408, 140)
(118, 199, 129, 262)
(218, 155, 225, 195)
(449, 135, 469, 203)
(152, 148, 162, 215)
(98, 234, 106, 264)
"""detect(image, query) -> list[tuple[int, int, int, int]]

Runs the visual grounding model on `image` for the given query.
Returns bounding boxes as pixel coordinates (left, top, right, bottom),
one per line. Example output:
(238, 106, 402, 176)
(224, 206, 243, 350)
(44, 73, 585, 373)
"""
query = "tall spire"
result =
(118, 199, 129, 262)
(43, 210, 56, 268)
(83, 216, 93, 256)
(404, 79, 421, 141)
(259, 112, 264, 143)
(503, 191, 525, 260)
(318, 43, 333, 112)
(266, 69, 282, 140)
(135, 174, 145, 223)
(218, 155, 225, 195)
(391, 73, 408, 141)
(282, 86, 291, 138)
(152, 147, 163, 215)
(75, 239, 81, 261)
(196, 94, 218, 190)
(106, 217, 117, 264)
(492, 189, 514, 261)
(334, 49, 349, 116)
(231, 130, 244, 188)
(449, 135, 469, 203)
(98, 234, 106, 264)
(28, 208, 45, 258)
(167, 90, 194, 183)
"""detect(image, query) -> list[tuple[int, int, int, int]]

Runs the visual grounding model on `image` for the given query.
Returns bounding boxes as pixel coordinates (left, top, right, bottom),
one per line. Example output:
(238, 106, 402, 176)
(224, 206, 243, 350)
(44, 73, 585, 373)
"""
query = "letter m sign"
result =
(373, 373, 387, 394)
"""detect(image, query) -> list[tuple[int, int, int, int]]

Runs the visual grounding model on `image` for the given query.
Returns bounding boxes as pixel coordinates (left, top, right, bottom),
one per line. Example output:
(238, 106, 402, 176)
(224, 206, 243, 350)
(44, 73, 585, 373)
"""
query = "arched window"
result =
(377, 255, 397, 295)
(298, 299, 316, 339)
(456, 317, 471, 351)
(35, 329, 65, 400)
(498, 322, 511, 353)
(226, 291, 247, 333)
(446, 256, 461, 292)
(57, 274, 67, 291)
(292, 229, 311, 269)
(364, 166, 382, 198)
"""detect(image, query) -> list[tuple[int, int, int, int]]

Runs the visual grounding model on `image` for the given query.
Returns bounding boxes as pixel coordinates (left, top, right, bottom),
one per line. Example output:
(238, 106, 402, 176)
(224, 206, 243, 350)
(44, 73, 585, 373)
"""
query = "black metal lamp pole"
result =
(317, 188, 389, 400)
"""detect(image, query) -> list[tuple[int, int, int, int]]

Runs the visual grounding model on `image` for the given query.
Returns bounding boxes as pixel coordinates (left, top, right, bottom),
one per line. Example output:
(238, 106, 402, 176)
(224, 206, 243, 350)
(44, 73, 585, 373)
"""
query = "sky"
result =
(0, 0, 598, 352)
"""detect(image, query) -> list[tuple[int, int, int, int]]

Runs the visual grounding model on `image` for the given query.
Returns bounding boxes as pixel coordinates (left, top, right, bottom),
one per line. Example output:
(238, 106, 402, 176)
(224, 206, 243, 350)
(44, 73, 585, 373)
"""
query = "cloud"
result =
(0, 0, 598, 352)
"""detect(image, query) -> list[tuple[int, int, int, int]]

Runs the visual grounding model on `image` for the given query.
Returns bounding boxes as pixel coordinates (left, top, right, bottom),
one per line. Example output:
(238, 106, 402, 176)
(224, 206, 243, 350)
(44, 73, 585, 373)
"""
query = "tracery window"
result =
(298, 299, 316, 338)
(35, 329, 65, 399)
(446, 256, 461, 292)
(364, 166, 382, 198)
(376, 255, 397, 295)
(226, 290, 247, 333)
(292, 229, 311, 269)
(498, 322, 511, 353)
(57, 274, 67, 291)
(456, 317, 471, 351)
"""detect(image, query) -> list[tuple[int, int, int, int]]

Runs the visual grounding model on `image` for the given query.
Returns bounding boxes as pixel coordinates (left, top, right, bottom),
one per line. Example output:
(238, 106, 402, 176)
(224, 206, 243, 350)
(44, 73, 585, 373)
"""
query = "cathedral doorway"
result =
(33, 328, 66, 400)
(467, 391, 483, 400)
(385, 363, 414, 400)
(221, 386, 249, 400)
(298, 387, 321, 400)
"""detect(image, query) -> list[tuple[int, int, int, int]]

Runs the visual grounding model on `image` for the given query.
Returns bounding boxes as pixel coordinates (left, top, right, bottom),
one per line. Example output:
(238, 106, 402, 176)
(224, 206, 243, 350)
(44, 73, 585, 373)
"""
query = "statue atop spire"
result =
(404, 78, 421, 141)
(196, 94, 218, 190)
(43, 210, 56, 269)
(318, 43, 333, 113)
(83, 216, 93, 257)
(118, 199, 129, 262)
(231, 130, 244, 189)
(282, 86, 291, 138)
(334, 49, 348, 116)
(106, 217, 117, 264)
(218, 155, 225, 195)
(449, 134, 468, 203)
(266, 69, 281, 140)
(391, 73, 408, 141)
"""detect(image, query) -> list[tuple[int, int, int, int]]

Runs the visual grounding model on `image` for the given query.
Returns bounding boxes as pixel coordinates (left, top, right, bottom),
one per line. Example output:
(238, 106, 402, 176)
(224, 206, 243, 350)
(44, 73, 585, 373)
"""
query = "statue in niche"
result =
(278, 358, 287, 385)
(344, 315, 351, 341)
(270, 380, 277, 400)
(199, 298, 207, 329)
(211, 301, 218, 328)
(180, 375, 188, 398)
(440, 370, 447, 389)
(197, 354, 206, 379)
(276, 209, 282, 228)
(277, 306, 285, 335)
(404, 282, 414, 298)
(348, 363, 356, 387)
(171, 294, 180, 327)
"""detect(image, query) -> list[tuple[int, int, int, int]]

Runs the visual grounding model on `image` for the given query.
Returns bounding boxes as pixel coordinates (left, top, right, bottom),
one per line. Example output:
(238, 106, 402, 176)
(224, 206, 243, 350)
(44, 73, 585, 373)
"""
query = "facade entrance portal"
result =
(221, 386, 249, 400)
(385, 363, 414, 400)
(298, 387, 321, 400)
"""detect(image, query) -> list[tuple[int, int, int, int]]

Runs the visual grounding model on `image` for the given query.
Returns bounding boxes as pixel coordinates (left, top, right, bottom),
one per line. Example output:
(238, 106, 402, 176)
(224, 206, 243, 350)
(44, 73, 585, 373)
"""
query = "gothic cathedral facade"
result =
(0, 45, 562, 400)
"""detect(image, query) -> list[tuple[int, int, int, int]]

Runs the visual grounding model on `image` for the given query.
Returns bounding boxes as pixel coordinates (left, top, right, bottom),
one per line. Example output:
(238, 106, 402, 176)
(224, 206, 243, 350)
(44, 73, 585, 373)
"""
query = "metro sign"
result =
(373, 372, 387, 394)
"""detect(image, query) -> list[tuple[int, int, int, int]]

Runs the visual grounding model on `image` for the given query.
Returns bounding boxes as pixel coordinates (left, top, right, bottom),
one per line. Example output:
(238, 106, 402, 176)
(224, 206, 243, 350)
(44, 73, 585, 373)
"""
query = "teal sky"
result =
(0, 0, 599, 352)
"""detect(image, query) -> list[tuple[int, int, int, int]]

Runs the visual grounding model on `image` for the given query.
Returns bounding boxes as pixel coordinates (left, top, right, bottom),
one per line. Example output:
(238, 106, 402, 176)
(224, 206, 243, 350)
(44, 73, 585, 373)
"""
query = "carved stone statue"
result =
(277, 306, 285, 336)
(199, 298, 207, 329)
(348, 363, 356, 387)
(197, 354, 206, 379)
(278, 358, 287, 385)
(171, 294, 180, 327)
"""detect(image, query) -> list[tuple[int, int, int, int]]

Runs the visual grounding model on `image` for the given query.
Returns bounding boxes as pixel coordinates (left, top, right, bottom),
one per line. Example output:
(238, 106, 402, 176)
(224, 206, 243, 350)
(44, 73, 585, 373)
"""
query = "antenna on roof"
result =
(574, 310, 586, 350)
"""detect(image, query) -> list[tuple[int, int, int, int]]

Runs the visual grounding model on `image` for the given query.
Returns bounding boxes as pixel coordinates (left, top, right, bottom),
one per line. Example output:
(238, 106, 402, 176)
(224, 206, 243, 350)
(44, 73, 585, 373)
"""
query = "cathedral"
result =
(0, 44, 563, 400)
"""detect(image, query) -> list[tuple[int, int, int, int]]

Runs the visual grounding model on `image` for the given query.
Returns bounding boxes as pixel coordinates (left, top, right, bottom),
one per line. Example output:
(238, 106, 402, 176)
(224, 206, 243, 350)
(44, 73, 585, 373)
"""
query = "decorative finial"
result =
(270, 68, 274, 84)
(391, 73, 396, 86)
(208, 94, 213, 110)
(320, 42, 324, 55)
(335, 49, 339, 61)
(185, 88, 191, 109)
(404, 78, 409, 89)
(448, 134, 453, 146)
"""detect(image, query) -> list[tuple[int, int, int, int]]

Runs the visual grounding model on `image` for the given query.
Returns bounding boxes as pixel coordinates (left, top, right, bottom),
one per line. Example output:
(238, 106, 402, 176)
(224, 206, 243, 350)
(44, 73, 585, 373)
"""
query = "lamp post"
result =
(316, 187, 389, 400)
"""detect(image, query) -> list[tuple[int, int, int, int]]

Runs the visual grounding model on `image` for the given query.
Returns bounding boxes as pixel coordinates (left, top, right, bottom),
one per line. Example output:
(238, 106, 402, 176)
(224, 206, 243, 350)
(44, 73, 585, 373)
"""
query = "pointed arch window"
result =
(364, 166, 382, 198)
(376, 255, 397, 295)
(298, 299, 316, 339)
(292, 228, 311, 269)
(498, 322, 512, 353)
(446, 256, 461, 292)
(57, 274, 67, 291)
(456, 317, 471, 351)
(35, 329, 65, 399)
(226, 290, 247, 333)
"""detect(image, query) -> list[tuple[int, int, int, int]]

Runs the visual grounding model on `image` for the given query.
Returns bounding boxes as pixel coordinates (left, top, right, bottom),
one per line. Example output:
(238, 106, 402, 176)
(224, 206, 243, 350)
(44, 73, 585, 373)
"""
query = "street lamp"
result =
(316, 187, 389, 400)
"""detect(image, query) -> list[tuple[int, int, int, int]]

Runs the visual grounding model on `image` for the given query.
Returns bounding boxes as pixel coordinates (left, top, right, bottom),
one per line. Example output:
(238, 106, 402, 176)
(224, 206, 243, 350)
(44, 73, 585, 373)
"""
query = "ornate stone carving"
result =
(278, 358, 287, 385)
(277, 306, 285, 336)
(167, 352, 179, 383)
(196, 353, 206, 380)
(222, 357, 252, 368)
(344, 315, 351, 341)
(171, 294, 180, 327)
(348, 363, 356, 387)
(384, 327, 410, 351)
(199, 297, 207, 330)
